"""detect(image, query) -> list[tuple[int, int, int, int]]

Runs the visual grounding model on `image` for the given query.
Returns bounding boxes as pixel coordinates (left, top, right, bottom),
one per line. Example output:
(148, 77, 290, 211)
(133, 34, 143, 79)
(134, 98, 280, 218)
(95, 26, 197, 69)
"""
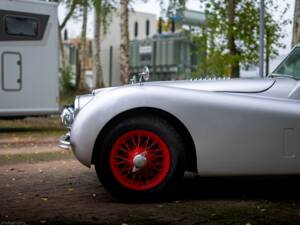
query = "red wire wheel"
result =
(109, 130, 171, 191)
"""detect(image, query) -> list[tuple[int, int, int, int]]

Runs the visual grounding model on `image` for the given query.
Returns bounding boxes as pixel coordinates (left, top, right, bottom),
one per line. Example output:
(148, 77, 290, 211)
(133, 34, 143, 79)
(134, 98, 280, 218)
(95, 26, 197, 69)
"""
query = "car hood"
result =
(146, 78, 275, 93)
(92, 78, 275, 95)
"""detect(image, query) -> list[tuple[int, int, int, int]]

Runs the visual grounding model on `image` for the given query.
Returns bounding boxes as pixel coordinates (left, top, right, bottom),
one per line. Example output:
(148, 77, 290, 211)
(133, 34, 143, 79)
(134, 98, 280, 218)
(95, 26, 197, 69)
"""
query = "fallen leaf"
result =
(68, 188, 74, 192)
(92, 193, 97, 197)
(40, 220, 47, 224)
(41, 197, 48, 201)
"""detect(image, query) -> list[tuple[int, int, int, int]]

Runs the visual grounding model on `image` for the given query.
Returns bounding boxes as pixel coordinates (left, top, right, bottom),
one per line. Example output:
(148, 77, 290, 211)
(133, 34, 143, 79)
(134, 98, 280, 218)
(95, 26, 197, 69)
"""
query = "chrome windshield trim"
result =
(268, 74, 300, 81)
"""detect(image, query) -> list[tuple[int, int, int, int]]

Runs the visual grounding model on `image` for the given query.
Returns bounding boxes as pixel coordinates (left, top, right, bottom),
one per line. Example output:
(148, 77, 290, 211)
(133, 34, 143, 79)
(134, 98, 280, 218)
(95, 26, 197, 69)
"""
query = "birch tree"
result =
(93, 0, 104, 88)
(78, 0, 89, 90)
(58, 0, 80, 69)
(118, 0, 184, 84)
(92, 0, 114, 88)
(120, 0, 130, 84)
(292, 0, 300, 47)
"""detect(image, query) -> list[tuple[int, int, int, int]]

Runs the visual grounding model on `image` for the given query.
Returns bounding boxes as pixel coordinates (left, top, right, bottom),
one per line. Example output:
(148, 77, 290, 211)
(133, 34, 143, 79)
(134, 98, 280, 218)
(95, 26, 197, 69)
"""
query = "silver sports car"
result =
(59, 46, 300, 198)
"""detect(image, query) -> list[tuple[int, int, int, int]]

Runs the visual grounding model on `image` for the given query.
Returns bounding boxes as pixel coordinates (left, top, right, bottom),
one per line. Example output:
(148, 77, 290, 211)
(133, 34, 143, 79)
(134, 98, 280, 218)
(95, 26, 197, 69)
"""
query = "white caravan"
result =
(0, 0, 59, 117)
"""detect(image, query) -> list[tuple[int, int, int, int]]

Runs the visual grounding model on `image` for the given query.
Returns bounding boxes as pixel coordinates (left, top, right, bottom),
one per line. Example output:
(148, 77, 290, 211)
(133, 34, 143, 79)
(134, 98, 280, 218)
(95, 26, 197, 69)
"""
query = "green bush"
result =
(59, 66, 75, 95)
(59, 66, 76, 105)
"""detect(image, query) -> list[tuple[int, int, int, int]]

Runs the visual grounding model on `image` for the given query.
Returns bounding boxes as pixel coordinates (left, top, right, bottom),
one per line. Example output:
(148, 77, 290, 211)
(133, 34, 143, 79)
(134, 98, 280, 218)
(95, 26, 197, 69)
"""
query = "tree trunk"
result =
(78, 0, 88, 91)
(76, 47, 81, 89)
(58, 1, 77, 70)
(60, 0, 77, 31)
(292, 0, 300, 47)
(265, 29, 270, 76)
(93, 1, 104, 88)
(227, 0, 240, 78)
(120, 0, 130, 84)
(58, 25, 66, 69)
(201, 27, 208, 76)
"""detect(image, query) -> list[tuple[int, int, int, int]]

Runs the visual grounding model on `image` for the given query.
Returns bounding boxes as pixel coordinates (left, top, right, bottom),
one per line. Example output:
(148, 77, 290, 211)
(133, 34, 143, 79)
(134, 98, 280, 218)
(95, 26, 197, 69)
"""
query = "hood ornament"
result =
(130, 66, 150, 85)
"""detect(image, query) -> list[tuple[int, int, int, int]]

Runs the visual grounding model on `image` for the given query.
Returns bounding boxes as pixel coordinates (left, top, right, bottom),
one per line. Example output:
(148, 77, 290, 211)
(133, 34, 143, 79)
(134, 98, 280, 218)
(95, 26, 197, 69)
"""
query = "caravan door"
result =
(2, 52, 22, 91)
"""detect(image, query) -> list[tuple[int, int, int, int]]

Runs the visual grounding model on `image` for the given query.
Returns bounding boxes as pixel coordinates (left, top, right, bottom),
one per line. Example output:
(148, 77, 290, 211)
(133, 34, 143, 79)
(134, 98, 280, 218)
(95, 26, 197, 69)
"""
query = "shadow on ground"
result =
(177, 174, 300, 201)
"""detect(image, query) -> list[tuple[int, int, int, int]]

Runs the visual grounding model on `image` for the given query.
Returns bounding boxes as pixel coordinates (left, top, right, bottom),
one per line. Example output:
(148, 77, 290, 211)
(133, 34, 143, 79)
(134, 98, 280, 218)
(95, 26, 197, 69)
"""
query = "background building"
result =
(101, 9, 206, 86)
(63, 38, 94, 88)
(63, 10, 206, 88)
(100, 11, 157, 87)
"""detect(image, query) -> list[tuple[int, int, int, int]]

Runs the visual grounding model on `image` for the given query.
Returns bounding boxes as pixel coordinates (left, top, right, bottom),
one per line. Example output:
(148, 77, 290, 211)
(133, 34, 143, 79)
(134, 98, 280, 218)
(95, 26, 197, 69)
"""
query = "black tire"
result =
(94, 114, 186, 200)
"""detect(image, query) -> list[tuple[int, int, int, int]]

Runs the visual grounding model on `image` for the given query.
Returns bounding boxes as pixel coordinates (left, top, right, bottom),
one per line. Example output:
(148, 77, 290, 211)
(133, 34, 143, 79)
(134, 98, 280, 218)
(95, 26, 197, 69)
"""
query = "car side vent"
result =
(283, 128, 296, 158)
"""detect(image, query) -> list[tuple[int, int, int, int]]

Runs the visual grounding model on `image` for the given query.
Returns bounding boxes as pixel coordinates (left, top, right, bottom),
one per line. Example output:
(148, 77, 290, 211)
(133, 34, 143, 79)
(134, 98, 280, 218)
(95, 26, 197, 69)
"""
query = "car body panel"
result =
(71, 79, 300, 176)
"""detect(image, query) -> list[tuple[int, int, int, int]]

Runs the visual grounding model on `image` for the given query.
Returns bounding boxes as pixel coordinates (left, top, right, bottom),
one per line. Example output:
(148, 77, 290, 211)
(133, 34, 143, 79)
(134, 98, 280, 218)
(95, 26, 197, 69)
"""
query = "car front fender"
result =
(70, 85, 207, 167)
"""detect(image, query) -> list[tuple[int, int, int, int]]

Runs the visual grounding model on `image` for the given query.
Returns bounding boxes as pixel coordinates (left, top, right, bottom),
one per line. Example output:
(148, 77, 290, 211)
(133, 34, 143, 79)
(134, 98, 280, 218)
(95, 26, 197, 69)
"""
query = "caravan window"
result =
(5, 16, 38, 37)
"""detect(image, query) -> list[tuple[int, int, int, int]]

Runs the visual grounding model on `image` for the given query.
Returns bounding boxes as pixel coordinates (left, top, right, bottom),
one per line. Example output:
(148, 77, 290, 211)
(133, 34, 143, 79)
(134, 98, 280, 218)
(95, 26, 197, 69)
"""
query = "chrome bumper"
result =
(58, 105, 75, 150)
(58, 132, 71, 150)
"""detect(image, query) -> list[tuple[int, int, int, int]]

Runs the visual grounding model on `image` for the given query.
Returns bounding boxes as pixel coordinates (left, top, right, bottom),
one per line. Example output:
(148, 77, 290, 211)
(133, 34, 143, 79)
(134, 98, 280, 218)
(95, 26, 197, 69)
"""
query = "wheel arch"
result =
(92, 107, 197, 173)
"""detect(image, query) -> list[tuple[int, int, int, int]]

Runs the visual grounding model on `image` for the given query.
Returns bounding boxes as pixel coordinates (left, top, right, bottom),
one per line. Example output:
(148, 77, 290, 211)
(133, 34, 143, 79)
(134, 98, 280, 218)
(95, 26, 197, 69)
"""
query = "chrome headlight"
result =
(73, 94, 94, 114)
(74, 96, 80, 114)
(60, 106, 75, 128)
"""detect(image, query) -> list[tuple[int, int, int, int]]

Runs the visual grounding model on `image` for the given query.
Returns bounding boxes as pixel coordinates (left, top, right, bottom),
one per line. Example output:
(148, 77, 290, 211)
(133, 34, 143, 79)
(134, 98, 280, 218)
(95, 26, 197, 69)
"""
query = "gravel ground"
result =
(1, 117, 300, 225)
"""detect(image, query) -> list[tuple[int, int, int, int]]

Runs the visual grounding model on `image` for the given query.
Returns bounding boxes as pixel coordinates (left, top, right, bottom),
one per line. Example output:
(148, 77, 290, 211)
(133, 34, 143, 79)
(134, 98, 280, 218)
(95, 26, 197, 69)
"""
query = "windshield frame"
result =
(269, 47, 300, 80)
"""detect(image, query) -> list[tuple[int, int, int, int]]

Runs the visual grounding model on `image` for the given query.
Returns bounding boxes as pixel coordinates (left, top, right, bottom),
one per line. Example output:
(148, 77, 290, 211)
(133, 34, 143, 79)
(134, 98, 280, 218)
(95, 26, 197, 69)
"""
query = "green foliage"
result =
(157, 0, 186, 18)
(195, 0, 290, 77)
(94, 0, 116, 35)
(59, 0, 116, 32)
(59, 66, 75, 96)
(166, 0, 185, 18)
(192, 31, 230, 77)
(58, 0, 83, 24)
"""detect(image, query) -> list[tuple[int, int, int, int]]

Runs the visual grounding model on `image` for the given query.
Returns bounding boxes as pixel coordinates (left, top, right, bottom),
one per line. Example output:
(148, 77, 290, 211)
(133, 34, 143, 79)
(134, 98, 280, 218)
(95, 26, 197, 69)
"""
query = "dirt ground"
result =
(1, 117, 300, 225)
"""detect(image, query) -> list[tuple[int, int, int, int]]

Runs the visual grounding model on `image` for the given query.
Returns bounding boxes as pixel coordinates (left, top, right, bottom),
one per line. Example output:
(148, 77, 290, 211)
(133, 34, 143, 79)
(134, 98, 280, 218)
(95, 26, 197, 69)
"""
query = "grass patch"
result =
(0, 151, 74, 165)
(0, 117, 67, 139)
(0, 117, 64, 130)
